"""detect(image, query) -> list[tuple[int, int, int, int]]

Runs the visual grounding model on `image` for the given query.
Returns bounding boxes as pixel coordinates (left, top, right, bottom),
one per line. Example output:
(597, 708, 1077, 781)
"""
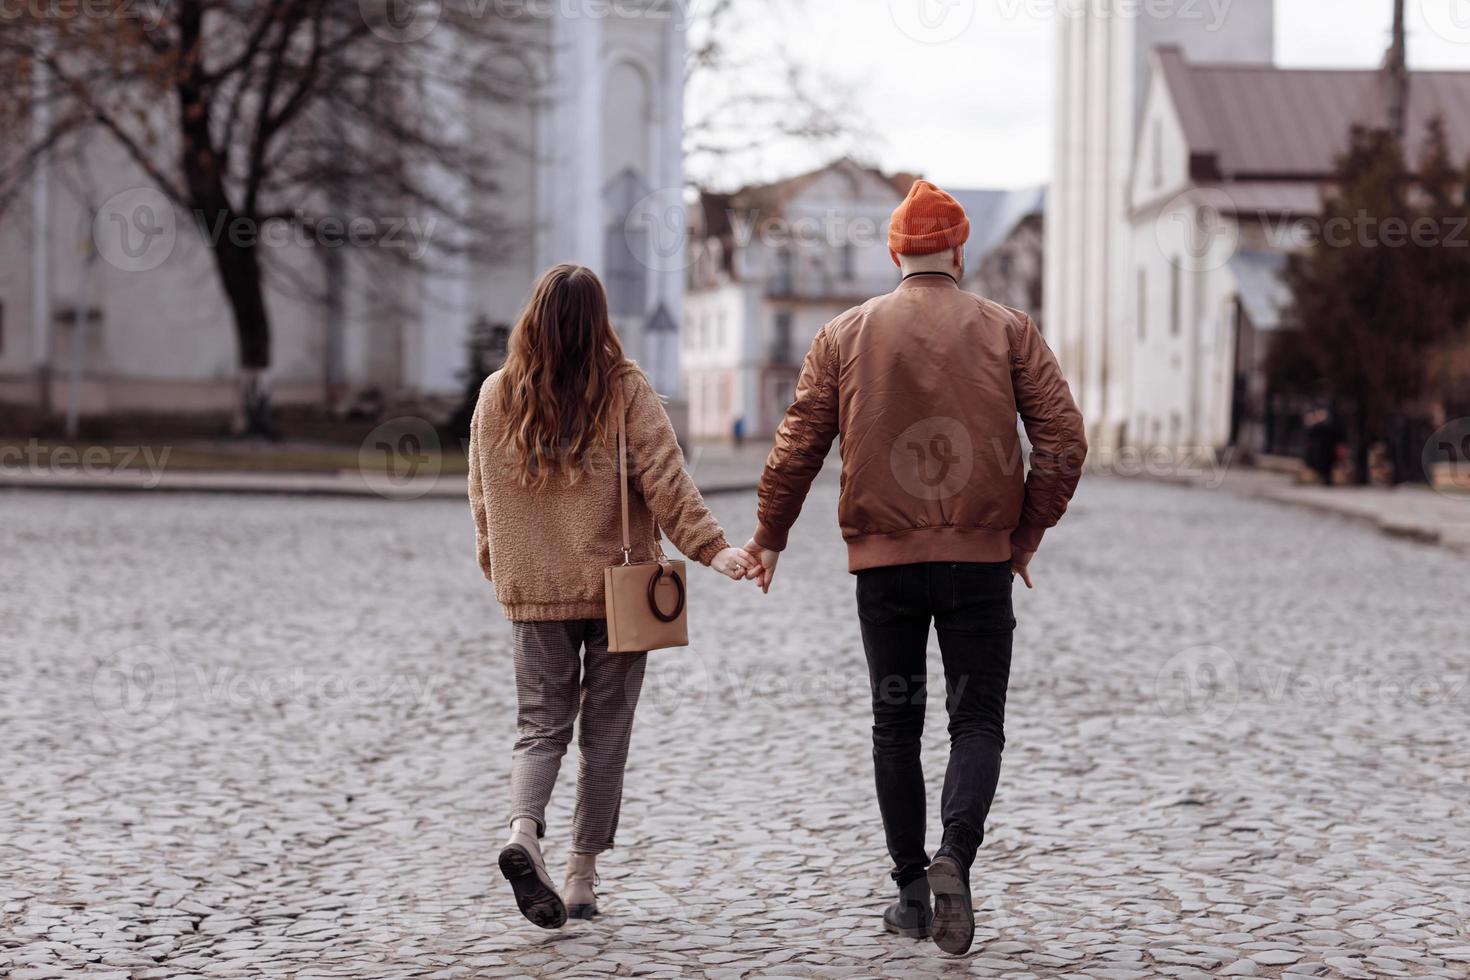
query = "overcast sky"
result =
(696, 0, 1470, 191)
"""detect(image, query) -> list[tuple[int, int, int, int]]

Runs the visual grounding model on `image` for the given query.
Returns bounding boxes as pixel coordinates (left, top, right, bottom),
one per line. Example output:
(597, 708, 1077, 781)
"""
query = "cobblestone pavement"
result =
(2, 479, 1467, 979)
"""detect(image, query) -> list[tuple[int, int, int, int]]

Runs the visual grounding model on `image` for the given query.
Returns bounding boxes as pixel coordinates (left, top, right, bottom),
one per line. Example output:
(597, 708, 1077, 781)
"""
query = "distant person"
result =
(1303, 408, 1340, 487)
(739, 182, 1087, 954)
(466, 264, 758, 928)
(733, 415, 746, 449)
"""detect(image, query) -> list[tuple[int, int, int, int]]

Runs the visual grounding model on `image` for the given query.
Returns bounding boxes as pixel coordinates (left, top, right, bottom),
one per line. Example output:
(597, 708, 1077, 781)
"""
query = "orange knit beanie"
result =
(887, 179, 971, 255)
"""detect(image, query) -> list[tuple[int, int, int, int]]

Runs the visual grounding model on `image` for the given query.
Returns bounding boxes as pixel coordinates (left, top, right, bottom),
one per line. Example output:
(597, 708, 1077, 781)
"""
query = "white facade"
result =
(0, 8, 685, 416)
(1044, 0, 1275, 448)
(683, 161, 905, 440)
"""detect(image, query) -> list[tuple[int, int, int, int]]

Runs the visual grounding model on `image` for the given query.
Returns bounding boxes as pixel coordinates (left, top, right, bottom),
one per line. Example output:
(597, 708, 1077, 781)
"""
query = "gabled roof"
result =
(947, 185, 1047, 256)
(694, 158, 912, 274)
(697, 157, 905, 234)
(1154, 46, 1470, 181)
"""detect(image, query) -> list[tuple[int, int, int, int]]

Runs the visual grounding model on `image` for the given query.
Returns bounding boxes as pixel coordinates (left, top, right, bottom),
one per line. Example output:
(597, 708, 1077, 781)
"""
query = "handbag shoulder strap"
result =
(617, 386, 631, 563)
(614, 377, 666, 562)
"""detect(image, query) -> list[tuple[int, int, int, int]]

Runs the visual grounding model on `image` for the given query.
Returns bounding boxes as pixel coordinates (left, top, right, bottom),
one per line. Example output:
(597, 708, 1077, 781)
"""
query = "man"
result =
(743, 180, 1086, 955)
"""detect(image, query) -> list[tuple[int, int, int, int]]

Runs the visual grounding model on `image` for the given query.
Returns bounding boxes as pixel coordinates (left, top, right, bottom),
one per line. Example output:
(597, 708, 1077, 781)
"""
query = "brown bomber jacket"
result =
(753, 273, 1087, 571)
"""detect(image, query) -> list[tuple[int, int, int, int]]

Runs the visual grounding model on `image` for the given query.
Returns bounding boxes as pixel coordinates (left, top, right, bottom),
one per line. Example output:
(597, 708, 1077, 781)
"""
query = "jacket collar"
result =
(897, 271, 960, 290)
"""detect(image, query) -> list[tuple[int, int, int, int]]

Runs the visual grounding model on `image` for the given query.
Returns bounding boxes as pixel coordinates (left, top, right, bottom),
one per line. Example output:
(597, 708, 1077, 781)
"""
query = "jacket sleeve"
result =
(467, 385, 494, 581)
(1009, 313, 1087, 553)
(625, 373, 731, 565)
(754, 324, 840, 551)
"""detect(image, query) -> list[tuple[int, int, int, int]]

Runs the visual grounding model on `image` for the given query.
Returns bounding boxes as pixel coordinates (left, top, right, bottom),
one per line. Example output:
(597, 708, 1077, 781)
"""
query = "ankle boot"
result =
(498, 818, 566, 929)
(882, 877, 932, 939)
(564, 851, 599, 920)
(928, 824, 978, 955)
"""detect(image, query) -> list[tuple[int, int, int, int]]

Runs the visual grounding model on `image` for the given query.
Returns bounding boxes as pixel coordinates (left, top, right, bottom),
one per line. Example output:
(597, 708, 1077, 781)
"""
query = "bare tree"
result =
(684, 0, 870, 189)
(0, 1, 535, 432)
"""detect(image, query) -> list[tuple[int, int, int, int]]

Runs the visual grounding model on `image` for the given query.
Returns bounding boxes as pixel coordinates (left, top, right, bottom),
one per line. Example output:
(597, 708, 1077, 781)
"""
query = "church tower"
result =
(1043, 0, 1276, 447)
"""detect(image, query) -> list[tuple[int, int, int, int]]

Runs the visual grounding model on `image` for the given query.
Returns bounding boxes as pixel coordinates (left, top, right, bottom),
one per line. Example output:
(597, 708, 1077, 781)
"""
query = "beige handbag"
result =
(603, 393, 689, 653)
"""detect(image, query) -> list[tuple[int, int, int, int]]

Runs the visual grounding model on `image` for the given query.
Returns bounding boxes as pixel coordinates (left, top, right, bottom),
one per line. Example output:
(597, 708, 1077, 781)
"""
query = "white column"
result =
(659, 6, 687, 393)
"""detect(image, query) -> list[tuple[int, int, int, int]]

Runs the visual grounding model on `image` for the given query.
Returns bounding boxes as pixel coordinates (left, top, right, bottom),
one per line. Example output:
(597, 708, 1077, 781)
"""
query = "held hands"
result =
(740, 538, 781, 594)
(711, 546, 761, 582)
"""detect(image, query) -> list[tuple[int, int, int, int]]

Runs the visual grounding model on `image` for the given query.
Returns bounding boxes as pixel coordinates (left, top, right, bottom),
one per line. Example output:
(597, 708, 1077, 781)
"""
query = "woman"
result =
(467, 264, 757, 929)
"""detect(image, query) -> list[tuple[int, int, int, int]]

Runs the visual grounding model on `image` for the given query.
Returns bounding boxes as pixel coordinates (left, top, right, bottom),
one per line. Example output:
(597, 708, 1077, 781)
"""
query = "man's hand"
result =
(1010, 549, 1036, 589)
(741, 538, 781, 594)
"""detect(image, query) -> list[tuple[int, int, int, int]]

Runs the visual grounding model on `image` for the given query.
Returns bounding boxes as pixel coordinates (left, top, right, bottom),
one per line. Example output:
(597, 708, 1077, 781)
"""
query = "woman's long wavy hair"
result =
(495, 264, 627, 488)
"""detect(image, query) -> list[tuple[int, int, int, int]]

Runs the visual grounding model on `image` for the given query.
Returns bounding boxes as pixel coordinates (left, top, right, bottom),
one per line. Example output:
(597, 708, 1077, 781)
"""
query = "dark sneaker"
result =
(927, 854, 974, 954)
(499, 839, 567, 929)
(882, 879, 932, 939)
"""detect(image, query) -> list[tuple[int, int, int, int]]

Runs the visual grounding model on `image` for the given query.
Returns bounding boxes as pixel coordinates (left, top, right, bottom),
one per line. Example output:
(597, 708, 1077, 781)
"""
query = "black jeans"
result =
(856, 561, 1015, 887)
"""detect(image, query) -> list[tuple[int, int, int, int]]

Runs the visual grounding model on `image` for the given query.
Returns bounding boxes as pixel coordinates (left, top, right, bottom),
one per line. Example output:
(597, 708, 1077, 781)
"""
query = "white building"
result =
(1130, 48, 1470, 454)
(683, 161, 1048, 442)
(682, 160, 909, 441)
(1044, 0, 1277, 450)
(0, 9, 685, 418)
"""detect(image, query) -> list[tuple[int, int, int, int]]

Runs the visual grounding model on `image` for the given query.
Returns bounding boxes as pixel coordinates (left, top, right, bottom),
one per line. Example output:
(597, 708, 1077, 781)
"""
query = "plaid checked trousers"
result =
(507, 619, 648, 854)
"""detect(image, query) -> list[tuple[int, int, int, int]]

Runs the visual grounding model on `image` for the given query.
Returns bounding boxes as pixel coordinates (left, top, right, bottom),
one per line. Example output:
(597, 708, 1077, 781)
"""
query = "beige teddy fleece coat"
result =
(467, 364, 730, 621)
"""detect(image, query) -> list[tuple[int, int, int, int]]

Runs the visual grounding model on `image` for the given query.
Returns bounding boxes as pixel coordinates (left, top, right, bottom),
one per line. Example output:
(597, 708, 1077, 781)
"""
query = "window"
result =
(1137, 269, 1147, 341)
(771, 311, 794, 364)
(773, 247, 795, 294)
(604, 224, 648, 317)
(1152, 119, 1164, 188)
(1170, 259, 1182, 337)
